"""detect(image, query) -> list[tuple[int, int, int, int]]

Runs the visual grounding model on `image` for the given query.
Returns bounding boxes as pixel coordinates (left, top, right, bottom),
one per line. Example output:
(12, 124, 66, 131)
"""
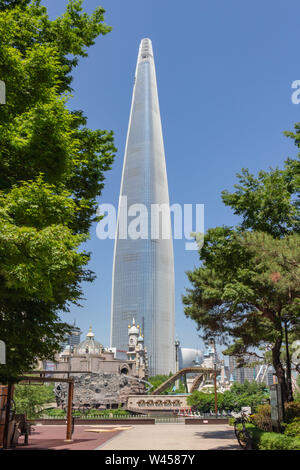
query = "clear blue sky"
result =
(44, 0, 300, 354)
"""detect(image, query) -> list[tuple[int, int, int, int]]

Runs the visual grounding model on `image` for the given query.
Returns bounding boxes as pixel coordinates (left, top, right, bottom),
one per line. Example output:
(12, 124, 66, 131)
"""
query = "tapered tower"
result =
(110, 39, 175, 375)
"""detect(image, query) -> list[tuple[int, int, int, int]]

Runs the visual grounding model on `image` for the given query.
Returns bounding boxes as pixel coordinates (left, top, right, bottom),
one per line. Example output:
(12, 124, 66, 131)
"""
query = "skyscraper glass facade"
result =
(110, 39, 175, 375)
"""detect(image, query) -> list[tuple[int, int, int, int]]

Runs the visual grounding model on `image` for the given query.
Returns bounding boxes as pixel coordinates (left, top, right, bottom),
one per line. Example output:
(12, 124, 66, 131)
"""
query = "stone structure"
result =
(55, 372, 145, 409)
(56, 327, 128, 374)
(126, 394, 189, 412)
(56, 325, 148, 378)
(54, 324, 148, 408)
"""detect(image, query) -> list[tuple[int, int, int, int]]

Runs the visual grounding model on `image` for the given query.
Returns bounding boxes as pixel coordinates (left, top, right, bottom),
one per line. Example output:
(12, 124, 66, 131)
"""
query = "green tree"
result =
(183, 227, 299, 402)
(187, 381, 269, 413)
(0, 0, 31, 10)
(183, 127, 300, 403)
(0, 0, 116, 383)
(14, 383, 55, 418)
(187, 390, 215, 413)
(223, 381, 269, 411)
(221, 168, 299, 238)
(148, 374, 174, 394)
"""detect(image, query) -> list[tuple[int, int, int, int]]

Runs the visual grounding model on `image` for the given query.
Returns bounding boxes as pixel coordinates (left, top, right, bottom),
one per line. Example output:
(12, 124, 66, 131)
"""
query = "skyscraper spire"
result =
(110, 39, 175, 375)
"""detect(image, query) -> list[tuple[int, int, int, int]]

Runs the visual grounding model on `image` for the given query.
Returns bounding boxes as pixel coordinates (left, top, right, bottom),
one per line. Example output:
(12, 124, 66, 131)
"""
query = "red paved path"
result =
(15, 425, 123, 450)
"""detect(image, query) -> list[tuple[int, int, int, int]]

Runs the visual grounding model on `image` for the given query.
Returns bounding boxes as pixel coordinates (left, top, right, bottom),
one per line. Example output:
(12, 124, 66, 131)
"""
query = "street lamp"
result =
(282, 315, 293, 402)
(175, 339, 180, 372)
(214, 363, 218, 418)
(175, 339, 180, 390)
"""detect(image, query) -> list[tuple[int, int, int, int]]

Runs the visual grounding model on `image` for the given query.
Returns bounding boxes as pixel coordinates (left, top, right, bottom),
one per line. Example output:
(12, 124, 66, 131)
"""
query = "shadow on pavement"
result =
(15, 438, 95, 450)
(194, 430, 236, 440)
(208, 444, 241, 450)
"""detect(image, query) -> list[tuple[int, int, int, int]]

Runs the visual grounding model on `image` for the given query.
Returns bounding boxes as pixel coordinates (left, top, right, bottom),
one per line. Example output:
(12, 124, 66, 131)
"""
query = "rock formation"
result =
(55, 372, 145, 409)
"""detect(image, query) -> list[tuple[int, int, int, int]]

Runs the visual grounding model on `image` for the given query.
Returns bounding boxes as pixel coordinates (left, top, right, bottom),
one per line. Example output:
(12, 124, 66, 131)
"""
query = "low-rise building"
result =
(53, 321, 149, 409)
(56, 322, 148, 379)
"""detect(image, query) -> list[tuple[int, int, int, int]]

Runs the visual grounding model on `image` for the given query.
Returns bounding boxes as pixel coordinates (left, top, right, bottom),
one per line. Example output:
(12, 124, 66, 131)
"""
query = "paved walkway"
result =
(15, 425, 126, 451)
(97, 424, 240, 450)
(13, 423, 240, 451)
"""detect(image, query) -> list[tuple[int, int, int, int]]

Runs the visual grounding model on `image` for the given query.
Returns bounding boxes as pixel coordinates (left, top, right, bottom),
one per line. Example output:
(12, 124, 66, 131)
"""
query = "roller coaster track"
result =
(190, 373, 207, 393)
(151, 367, 219, 395)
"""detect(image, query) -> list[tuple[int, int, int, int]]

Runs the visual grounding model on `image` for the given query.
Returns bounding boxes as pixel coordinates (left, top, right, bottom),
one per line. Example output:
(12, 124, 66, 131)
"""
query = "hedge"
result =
(258, 431, 300, 450)
(242, 423, 300, 450)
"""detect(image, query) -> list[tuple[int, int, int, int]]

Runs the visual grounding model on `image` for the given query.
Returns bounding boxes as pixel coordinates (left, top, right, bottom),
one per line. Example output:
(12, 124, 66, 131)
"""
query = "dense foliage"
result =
(283, 418, 300, 438)
(0, 0, 116, 382)
(187, 380, 269, 413)
(239, 423, 300, 450)
(250, 400, 300, 430)
(233, 399, 300, 449)
(43, 407, 130, 418)
(251, 404, 273, 431)
(148, 374, 187, 394)
(14, 383, 55, 418)
(148, 374, 172, 390)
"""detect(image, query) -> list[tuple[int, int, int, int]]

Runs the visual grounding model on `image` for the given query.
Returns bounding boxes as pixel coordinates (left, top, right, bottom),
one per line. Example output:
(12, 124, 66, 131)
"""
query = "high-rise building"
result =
(229, 355, 260, 384)
(60, 323, 82, 351)
(110, 39, 175, 376)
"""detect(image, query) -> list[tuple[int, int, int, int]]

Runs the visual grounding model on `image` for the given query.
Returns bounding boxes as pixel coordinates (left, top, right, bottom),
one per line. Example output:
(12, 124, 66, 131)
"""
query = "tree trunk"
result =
(272, 337, 288, 403)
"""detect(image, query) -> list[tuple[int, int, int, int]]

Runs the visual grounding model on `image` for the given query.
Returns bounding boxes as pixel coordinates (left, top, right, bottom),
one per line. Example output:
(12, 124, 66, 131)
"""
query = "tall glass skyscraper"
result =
(110, 39, 175, 376)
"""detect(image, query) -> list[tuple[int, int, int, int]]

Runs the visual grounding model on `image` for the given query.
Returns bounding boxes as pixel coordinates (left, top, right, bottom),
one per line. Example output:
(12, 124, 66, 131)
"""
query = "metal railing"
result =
(38, 413, 149, 420)
(154, 416, 185, 423)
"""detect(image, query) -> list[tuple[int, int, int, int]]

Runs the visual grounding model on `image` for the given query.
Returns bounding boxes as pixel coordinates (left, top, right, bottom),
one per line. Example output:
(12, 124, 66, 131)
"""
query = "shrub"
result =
(284, 417, 300, 438)
(228, 417, 235, 426)
(43, 408, 66, 417)
(42, 407, 131, 418)
(284, 402, 300, 423)
(251, 404, 272, 431)
(239, 423, 300, 450)
(258, 431, 300, 450)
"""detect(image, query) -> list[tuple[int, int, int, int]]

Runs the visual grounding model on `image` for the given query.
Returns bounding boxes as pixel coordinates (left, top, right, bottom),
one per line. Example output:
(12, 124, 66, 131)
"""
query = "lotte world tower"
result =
(110, 39, 175, 375)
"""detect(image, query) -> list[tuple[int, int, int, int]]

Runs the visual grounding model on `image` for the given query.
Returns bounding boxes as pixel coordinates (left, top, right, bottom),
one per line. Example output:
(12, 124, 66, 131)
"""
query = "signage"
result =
(270, 384, 284, 431)
(0, 341, 5, 365)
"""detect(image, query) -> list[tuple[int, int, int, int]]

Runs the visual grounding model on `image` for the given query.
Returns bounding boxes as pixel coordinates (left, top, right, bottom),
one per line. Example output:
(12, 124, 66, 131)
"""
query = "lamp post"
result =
(175, 339, 180, 390)
(214, 363, 218, 418)
(283, 316, 293, 402)
(65, 380, 74, 442)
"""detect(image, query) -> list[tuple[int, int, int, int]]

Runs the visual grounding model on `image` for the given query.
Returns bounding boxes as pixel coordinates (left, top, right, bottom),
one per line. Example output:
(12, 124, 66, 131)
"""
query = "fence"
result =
(29, 414, 156, 426)
(40, 412, 148, 419)
(153, 415, 185, 423)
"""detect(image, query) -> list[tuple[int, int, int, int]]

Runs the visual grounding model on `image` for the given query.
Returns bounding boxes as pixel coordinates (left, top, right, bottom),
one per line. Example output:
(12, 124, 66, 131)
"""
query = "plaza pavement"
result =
(96, 424, 240, 451)
(13, 423, 240, 450)
(15, 425, 125, 451)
